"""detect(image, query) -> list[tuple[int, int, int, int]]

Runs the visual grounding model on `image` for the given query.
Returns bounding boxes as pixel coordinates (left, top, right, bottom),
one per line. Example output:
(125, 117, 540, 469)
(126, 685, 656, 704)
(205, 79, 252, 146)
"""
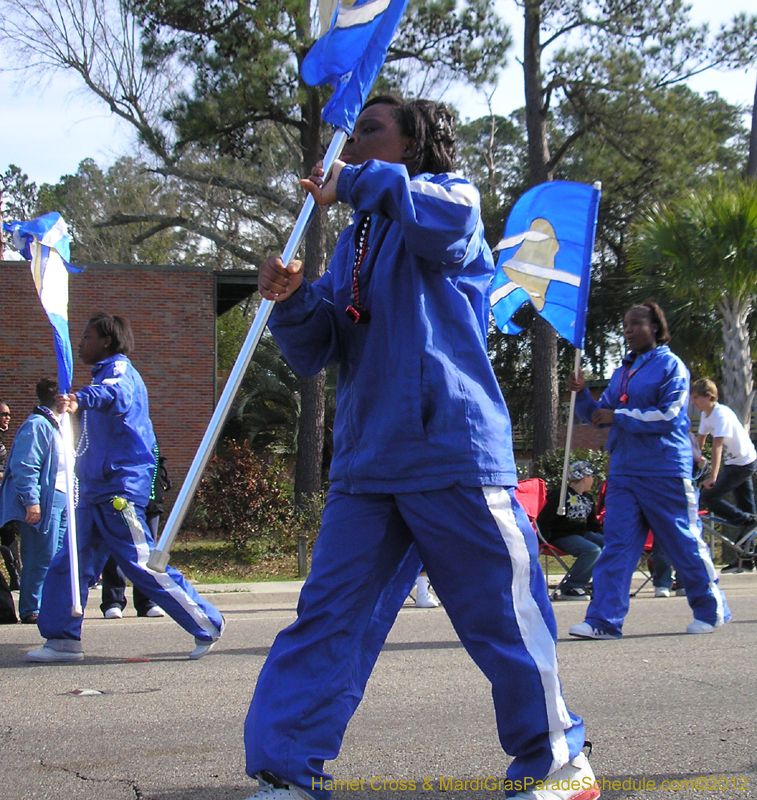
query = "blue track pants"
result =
(245, 486, 585, 799)
(37, 500, 223, 644)
(18, 489, 67, 618)
(585, 476, 729, 636)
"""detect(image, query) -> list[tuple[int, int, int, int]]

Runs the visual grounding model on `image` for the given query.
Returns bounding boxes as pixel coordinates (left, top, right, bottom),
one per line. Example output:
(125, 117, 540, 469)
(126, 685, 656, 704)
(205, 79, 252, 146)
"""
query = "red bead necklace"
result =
(345, 216, 371, 324)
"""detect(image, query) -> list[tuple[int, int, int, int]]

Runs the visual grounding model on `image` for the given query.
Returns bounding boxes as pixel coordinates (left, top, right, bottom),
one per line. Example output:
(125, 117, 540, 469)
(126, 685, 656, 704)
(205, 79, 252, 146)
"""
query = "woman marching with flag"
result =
(25, 313, 225, 662)
(243, 95, 599, 800)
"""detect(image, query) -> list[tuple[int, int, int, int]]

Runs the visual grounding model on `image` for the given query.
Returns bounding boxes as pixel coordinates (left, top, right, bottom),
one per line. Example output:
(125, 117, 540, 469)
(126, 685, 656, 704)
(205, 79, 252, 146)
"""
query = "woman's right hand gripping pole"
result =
(258, 255, 303, 303)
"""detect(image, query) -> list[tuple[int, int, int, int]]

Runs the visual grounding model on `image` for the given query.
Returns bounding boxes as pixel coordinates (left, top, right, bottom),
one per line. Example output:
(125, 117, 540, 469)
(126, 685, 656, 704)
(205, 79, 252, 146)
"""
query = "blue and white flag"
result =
(301, 0, 410, 132)
(3, 212, 82, 393)
(490, 181, 601, 350)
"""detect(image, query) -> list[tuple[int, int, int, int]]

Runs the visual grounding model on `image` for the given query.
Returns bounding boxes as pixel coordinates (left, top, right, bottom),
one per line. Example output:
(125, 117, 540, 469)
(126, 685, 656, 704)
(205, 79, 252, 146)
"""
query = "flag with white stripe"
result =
(3, 212, 83, 392)
(490, 181, 600, 349)
(301, 0, 410, 132)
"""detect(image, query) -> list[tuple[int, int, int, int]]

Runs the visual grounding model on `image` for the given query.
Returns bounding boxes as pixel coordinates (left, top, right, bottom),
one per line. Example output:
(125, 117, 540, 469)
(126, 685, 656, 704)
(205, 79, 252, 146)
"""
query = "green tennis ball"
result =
(112, 497, 128, 511)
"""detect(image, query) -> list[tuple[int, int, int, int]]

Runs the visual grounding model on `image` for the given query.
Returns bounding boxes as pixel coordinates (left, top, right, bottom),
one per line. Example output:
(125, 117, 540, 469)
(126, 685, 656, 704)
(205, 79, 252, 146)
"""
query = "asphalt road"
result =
(1, 572, 755, 800)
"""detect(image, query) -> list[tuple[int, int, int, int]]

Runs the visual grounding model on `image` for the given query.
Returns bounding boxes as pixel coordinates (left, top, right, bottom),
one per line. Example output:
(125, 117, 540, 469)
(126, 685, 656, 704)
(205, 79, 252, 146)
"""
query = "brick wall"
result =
(0, 261, 216, 492)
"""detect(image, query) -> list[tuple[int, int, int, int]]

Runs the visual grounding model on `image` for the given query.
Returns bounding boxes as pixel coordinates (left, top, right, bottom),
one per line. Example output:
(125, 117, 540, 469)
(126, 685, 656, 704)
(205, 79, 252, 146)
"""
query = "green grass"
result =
(168, 538, 303, 583)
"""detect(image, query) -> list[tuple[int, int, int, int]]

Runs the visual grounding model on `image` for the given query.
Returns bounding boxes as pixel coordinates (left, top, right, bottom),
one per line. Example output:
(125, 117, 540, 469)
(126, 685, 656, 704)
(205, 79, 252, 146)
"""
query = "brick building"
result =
(0, 261, 257, 492)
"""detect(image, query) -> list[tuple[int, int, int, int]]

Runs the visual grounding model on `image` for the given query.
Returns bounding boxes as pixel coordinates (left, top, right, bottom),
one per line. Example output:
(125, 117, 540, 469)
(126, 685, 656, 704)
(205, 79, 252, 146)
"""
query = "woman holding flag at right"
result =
(243, 95, 599, 800)
(568, 301, 729, 641)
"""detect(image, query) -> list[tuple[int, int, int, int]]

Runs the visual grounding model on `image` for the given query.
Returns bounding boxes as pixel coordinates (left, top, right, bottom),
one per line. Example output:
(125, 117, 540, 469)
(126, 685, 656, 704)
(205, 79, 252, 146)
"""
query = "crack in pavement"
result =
(39, 759, 144, 799)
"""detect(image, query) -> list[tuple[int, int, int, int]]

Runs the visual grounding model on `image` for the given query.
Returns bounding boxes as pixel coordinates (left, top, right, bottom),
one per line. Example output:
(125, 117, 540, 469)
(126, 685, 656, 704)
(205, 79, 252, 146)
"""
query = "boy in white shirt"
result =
(692, 378, 757, 572)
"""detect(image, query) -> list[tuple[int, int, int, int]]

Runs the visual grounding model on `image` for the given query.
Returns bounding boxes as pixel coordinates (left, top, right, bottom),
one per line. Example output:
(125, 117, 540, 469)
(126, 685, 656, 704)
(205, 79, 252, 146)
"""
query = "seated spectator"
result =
(692, 378, 757, 572)
(537, 461, 604, 600)
(0, 378, 67, 623)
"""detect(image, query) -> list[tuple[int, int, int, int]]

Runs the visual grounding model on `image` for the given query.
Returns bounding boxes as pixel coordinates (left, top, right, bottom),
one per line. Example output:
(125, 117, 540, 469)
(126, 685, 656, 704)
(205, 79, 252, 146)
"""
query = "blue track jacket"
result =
(269, 161, 517, 493)
(574, 345, 692, 478)
(0, 412, 62, 534)
(74, 354, 157, 506)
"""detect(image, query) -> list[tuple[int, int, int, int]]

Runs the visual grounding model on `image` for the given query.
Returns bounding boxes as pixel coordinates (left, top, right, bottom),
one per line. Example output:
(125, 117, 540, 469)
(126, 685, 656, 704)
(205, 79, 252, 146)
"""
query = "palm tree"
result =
(629, 181, 757, 427)
(225, 335, 301, 455)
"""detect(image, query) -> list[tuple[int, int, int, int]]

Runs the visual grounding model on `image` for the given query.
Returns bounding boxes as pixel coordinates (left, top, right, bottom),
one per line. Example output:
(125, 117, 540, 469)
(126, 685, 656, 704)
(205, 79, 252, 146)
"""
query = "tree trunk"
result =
(718, 297, 754, 429)
(746, 73, 757, 180)
(294, 92, 327, 507)
(294, 205, 327, 506)
(522, 1, 558, 458)
(532, 315, 559, 455)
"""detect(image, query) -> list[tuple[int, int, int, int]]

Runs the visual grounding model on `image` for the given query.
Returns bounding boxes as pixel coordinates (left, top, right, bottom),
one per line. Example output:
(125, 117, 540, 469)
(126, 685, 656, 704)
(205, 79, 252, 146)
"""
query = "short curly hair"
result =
(363, 94, 456, 175)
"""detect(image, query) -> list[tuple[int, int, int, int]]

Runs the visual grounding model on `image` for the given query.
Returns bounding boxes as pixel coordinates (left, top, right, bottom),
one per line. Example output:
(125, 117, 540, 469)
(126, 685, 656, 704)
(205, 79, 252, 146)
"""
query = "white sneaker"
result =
(144, 606, 165, 617)
(654, 587, 671, 598)
(25, 645, 84, 663)
(415, 593, 439, 608)
(686, 619, 715, 634)
(104, 607, 123, 619)
(569, 621, 620, 640)
(189, 616, 225, 659)
(189, 639, 218, 659)
(244, 772, 313, 800)
(511, 752, 600, 799)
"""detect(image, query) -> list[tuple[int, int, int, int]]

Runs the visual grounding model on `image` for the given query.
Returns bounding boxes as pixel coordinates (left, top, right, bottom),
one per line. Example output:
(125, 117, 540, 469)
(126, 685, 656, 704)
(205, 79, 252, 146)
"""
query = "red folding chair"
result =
(514, 478, 572, 600)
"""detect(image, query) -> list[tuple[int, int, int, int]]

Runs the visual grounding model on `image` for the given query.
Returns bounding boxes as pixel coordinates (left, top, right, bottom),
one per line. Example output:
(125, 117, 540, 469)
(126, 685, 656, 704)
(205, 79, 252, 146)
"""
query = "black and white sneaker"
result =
(554, 587, 590, 601)
(244, 771, 313, 800)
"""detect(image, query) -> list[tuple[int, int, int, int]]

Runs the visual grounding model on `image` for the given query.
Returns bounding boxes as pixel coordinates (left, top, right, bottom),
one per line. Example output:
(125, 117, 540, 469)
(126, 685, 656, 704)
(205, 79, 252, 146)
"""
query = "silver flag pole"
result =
(148, 130, 349, 572)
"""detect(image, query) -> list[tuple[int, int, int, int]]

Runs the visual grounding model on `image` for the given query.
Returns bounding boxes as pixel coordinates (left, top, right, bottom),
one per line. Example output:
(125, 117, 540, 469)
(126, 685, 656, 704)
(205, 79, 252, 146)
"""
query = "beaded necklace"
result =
(33, 405, 61, 431)
(345, 216, 372, 324)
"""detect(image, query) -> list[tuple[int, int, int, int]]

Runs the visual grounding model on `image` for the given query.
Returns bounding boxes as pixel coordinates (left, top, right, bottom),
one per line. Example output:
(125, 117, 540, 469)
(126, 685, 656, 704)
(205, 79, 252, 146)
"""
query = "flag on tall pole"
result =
(4, 212, 82, 392)
(490, 181, 601, 349)
(3, 211, 84, 616)
(301, 0, 411, 132)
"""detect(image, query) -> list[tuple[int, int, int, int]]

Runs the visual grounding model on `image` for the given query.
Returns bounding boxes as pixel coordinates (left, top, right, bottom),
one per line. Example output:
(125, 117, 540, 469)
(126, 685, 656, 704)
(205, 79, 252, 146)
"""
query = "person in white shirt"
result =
(692, 378, 757, 571)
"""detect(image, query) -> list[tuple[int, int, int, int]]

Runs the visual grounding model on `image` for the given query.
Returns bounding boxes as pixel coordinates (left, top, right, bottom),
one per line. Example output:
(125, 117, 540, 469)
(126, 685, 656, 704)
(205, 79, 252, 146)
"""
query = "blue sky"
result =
(2, 0, 755, 187)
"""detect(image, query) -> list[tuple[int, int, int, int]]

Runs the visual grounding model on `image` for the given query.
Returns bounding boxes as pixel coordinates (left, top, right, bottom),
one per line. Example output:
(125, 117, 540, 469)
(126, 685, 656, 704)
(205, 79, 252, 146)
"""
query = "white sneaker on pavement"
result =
(415, 593, 439, 608)
(511, 752, 600, 799)
(654, 587, 671, 598)
(145, 606, 166, 617)
(189, 616, 225, 659)
(25, 644, 84, 663)
(569, 621, 620, 640)
(104, 607, 123, 619)
(686, 619, 715, 634)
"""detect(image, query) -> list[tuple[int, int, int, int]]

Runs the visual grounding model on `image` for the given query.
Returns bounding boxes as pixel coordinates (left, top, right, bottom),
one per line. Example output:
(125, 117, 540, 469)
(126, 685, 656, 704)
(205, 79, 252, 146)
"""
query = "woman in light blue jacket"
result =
(0, 377, 67, 623)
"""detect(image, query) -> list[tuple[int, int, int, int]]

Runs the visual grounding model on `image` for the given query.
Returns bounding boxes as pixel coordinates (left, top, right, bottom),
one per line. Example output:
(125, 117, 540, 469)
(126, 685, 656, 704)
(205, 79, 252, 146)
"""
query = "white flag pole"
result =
(556, 180, 601, 516)
(557, 348, 582, 516)
(148, 130, 349, 572)
(60, 413, 83, 616)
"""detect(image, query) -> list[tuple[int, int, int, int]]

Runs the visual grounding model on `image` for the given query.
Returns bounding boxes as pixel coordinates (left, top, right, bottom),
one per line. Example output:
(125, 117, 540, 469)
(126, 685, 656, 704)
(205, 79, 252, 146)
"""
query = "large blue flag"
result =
(3, 212, 82, 393)
(301, 0, 410, 132)
(490, 181, 601, 349)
